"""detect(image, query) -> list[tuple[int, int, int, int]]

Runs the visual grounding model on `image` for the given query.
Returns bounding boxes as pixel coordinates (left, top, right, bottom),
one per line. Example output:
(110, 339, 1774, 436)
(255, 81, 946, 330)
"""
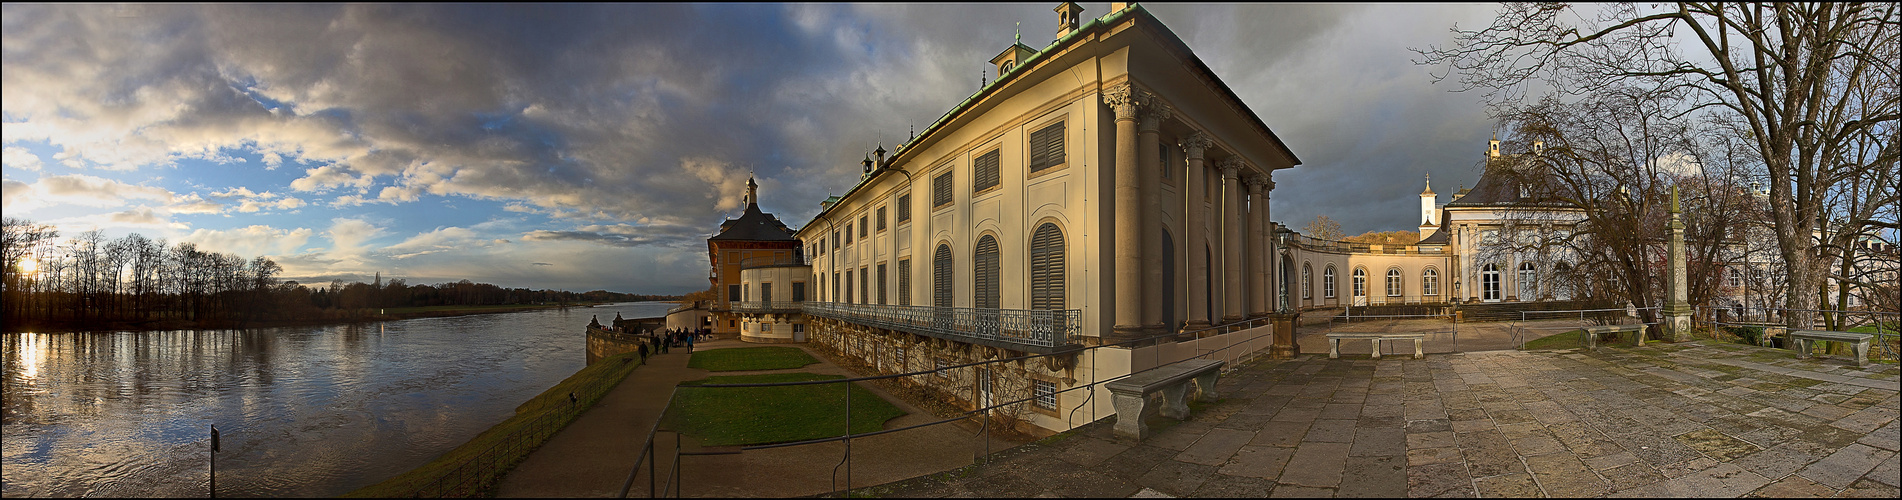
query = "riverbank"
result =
(2, 302, 618, 334)
(343, 349, 649, 497)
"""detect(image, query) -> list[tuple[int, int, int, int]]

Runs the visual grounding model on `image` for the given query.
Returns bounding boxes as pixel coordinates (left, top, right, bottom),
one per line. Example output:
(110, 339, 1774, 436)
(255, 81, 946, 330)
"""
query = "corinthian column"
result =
(1140, 100, 1171, 336)
(1181, 132, 1214, 331)
(1245, 173, 1268, 317)
(1218, 157, 1246, 322)
(1106, 84, 1143, 341)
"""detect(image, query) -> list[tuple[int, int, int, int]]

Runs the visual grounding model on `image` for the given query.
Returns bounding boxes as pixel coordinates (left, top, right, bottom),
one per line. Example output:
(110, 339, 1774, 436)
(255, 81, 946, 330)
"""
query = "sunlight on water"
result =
(1, 302, 675, 497)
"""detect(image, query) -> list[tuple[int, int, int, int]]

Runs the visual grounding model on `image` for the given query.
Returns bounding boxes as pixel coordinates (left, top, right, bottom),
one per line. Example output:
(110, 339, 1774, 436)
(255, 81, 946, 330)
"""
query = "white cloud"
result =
(325, 217, 384, 260)
(2, 173, 176, 211)
(178, 224, 315, 258)
(3, 147, 43, 171)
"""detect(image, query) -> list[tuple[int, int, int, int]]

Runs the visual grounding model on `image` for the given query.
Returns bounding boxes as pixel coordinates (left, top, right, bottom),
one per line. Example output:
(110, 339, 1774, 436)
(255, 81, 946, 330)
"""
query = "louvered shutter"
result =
(859, 267, 868, 305)
(974, 150, 1000, 193)
(933, 245, 953, 307)
(1029, 122, 1065, 172)
(933, 171, 953, 208)
(877, 263, 889, 305)
(898, 258, 912, 306)
(897, 194, 912, 222)
(1029, 223, 1065, 310)
(974, 236, 1000, 309)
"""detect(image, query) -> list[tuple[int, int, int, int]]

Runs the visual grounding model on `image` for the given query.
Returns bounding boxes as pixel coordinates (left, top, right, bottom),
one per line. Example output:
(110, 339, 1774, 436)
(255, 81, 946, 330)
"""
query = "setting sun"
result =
(17, 257, 37, 275)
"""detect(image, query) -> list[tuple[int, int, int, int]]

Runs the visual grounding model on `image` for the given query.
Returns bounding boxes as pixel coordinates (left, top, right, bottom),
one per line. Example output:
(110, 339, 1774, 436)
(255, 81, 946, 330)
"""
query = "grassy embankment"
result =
(343, 350, 644, 498)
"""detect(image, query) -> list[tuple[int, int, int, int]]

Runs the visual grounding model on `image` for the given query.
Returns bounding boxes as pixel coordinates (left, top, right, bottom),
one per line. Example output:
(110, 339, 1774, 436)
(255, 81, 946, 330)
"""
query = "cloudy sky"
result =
(3, 3, 1509, 294)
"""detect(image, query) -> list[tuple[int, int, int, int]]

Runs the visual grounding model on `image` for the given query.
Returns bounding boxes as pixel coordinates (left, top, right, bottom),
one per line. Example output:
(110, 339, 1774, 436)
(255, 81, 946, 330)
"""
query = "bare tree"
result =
(1417, 2, 1902, 329)
(1302, 215, 1346, 241)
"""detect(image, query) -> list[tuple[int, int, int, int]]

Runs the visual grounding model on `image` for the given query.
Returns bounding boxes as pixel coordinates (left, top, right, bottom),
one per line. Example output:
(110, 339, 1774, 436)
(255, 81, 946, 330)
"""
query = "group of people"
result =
(636, 327, 712, 360)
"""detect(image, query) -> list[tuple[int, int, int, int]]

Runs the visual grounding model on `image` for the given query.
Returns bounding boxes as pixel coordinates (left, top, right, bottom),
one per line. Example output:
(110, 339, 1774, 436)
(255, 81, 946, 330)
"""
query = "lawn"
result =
(687, 346, 819, 371)
(666, 372, 906, 446)
(1523, 329, 1587, 350)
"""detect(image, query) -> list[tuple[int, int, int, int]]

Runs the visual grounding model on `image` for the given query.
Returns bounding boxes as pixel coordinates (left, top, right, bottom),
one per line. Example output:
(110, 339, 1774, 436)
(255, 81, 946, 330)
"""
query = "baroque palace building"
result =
(722, 2, 1303, 435)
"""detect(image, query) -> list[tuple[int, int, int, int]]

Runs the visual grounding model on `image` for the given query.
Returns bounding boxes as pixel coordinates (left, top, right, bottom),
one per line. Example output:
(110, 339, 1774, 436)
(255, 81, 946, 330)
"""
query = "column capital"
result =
(1244, 172, 1270, 192)
(1105, 83, 1144, 121)
(1139, 102, 1172, 132)
(1181, 131, 1214, 159)
(1216, 156, 1246, 178)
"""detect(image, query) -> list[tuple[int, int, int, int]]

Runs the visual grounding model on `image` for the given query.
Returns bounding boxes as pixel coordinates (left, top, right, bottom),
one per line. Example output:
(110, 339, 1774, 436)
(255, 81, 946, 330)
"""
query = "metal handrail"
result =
(732, 301, 804, 313)
(802, 302, 1081, 350)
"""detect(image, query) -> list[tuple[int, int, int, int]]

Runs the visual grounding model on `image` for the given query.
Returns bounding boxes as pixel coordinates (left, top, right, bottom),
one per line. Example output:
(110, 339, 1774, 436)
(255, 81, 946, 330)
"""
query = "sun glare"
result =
(18, 257, 38, 275)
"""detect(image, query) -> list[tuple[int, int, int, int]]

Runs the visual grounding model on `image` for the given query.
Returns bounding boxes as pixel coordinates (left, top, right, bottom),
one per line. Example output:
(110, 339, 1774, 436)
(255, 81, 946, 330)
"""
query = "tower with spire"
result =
(1418, 173, 1439, 240)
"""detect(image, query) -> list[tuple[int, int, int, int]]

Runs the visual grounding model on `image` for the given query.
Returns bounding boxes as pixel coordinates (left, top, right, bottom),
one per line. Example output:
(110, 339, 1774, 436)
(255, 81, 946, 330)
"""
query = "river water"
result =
(1, 301, 676, 498)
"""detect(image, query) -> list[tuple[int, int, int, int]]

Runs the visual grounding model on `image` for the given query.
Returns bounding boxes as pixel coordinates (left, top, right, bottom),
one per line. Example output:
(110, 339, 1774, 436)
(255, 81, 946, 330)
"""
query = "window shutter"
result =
(1029, 122, 1065, 172)
(898, 258, 912, 306)
(859, 267, 868, 305)
(878, 263, 889, 305)
(933, 171, 953, 208)
(975, 236, 1000, 309)
(1029, 223, 1065, 310)
(897, 194, 912, 222)
(974, 150, 1000, 193)
(933, 245, 953, 307)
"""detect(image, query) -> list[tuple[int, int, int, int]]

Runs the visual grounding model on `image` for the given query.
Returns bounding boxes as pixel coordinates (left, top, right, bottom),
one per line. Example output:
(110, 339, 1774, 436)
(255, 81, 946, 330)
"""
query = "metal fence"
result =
(1512, 306, 1658, 350)
(617, 315, 1277, 498)
(1698, 306, 1899, 361)
(408, 351, 649, 497)
(733, 301, 804, 314)
(802, 302, 1081, 351)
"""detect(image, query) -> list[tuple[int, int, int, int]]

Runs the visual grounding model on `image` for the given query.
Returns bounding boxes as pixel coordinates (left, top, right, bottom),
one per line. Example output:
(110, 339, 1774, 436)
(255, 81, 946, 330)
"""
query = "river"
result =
(1, 301, 677, 498)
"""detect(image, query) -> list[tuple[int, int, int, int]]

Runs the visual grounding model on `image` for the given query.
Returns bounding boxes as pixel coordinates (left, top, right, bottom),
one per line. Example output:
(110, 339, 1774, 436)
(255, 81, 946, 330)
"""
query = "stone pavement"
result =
(865, 341, 1901, 497)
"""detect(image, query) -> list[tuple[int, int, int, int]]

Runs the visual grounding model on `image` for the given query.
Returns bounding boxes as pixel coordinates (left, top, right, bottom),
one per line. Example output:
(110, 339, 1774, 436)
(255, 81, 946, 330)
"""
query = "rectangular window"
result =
(846, 222, 853, 244)
(893, 347, 906, 371)
(833, 231, 840, 249)
(761, 282, 772, 303)
(973, 149, 1001, 193)
(728, 284, 741, 302)
(845, 270, 854, 304)
(859, 216, 868, 238)
(933, 170, 953, 209)
(897, 194, 911, 222)
(1028, 121, 1066, 172)
(1033, 379, 1058, 411)
(876, 207, 888, 231)
(859, 267, 868, 306)
(742, 284, 750, 302)
(898, 258, 912, 306)
(833, 272, 840, 302)
(934, 357, 950, 378)
(1160, 142, 1172, 180)
(792, 282, 806, 301)
(878, 263, 889, 305)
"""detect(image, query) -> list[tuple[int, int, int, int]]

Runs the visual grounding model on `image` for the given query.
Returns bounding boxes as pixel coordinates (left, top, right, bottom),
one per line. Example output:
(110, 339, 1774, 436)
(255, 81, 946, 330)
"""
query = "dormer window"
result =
(1002, 61, 1016, 73)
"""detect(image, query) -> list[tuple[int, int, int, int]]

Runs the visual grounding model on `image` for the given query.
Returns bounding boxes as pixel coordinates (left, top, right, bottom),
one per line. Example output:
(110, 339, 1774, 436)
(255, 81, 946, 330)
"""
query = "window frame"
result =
(1031, 378, 1059, 416)
(973, 147, 1002, 196)
(931, 168, 955, 210)
(1027, 119, 1068, 175)
(1422, 268, 1439, 297)
(1324, 266, 1337, 299)
(1386, 268, 1403, 297)
(897, 194, 912, 223)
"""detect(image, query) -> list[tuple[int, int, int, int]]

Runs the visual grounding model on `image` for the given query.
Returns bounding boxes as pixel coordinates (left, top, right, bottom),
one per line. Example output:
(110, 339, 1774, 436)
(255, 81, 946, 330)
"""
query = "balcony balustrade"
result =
(802, 302, 1081, 353)
(733, 300, 805, 314)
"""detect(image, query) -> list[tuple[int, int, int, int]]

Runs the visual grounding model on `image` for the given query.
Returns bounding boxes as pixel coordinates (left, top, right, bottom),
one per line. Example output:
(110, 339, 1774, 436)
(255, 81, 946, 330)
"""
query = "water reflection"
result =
(2, 302, 675, 497)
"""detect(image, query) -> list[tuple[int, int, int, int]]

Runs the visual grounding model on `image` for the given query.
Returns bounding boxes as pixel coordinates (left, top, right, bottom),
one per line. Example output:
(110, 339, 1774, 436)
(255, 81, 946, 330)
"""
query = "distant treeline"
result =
(2, 217, 675, 332)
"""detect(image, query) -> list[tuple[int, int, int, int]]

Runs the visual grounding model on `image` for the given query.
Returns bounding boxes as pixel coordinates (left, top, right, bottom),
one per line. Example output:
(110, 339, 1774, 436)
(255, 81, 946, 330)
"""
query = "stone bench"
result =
(1582, 324, 1645, 350)
(1325, 333, 1425, 359)
(1790, 329, 1874, 367)
(1107, 358, 1224, 441)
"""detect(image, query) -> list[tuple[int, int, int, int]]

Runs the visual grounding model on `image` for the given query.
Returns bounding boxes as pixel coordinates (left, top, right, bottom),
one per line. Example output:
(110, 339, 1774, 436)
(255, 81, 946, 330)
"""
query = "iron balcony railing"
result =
(802, 302, 1081, 352)
(739, 255, 808, 269)
(734, 300, 805, 314)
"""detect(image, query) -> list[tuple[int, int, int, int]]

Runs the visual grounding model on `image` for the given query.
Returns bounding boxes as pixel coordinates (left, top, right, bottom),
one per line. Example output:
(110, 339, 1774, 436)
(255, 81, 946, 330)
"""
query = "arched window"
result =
(1323, 266, 1337, 298)
(1302, 263, 1313, 300)
(933, 244, 954, 307)
(974, 235, 1000, 309)
(1518, 262, 1538, 300)
(1352, 267, 1367, 298)
(1386, 268, 1403, 297)
(1029, 224, 1065, 310)
(1482, 263, 1501, 301)
(1422, 268, 1439, 297)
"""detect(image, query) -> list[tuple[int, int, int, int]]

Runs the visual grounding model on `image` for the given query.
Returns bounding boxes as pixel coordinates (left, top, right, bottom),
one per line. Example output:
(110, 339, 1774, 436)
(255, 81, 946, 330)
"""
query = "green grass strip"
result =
(666, 372, 906, 446)
(687, 346, 818, 371)
(1523, 329, 1588, 350)
(343, 351, 644, 498)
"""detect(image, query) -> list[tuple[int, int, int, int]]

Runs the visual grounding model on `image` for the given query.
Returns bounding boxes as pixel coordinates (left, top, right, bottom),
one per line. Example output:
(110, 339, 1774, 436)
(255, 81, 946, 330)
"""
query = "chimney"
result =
(874, 143, 887, 166)
(1055, 2, 1083, 39)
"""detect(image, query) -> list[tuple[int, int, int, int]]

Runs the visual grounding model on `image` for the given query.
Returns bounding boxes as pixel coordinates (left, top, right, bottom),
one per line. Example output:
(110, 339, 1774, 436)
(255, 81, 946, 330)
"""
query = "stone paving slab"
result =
(862, 340, 1900, 498)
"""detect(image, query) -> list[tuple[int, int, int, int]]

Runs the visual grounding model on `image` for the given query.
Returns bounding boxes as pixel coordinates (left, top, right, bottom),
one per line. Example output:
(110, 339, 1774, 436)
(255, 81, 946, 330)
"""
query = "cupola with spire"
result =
(1055, 2, 1084, 39)
(990, 23, 1038, 78)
